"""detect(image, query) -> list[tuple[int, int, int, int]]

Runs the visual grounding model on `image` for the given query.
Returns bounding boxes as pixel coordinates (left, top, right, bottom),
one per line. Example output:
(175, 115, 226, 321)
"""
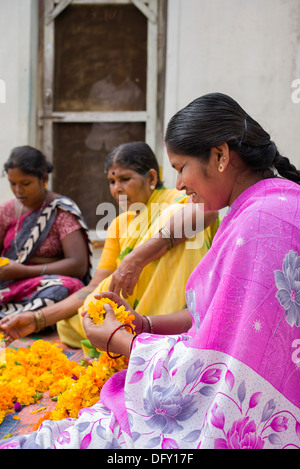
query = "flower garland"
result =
(0, 298, 134, 429)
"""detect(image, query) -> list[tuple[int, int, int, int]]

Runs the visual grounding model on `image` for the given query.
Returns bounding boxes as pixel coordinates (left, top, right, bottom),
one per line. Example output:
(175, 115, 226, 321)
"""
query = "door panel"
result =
(53, 4, 147, 112)
(53, 122, 145, 228)
(41, 0, 158, 229)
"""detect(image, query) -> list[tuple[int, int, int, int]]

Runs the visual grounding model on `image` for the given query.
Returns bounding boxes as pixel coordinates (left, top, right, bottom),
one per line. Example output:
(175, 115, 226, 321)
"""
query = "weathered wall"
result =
(0, 0, 38, 202)
(163, 0, 300, 188)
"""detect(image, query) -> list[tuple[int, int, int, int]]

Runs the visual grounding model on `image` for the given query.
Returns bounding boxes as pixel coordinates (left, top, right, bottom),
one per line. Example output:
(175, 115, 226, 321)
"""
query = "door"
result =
(39, 0, 160, 229)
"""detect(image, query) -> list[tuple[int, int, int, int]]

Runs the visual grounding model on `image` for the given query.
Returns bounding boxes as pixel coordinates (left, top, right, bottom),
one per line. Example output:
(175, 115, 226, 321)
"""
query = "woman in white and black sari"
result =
(0, 146, 91, 321)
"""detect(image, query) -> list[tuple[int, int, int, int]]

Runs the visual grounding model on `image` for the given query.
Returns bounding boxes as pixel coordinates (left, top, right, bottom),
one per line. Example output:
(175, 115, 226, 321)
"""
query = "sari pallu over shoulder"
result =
(0, 196, 92, 318)
(111, 178, 300, 450)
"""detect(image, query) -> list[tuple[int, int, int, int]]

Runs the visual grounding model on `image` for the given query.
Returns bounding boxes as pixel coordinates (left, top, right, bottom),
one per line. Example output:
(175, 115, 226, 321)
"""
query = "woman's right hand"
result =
(108, 251, 144, 298)
(0, 312, 36, 344)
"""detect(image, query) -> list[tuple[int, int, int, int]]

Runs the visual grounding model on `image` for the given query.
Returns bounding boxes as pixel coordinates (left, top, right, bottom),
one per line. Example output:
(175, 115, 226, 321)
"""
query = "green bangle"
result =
(40, 264, 48, 276)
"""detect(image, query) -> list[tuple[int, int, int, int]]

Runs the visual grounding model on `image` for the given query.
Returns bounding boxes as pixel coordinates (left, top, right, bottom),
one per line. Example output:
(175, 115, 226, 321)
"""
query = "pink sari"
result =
(2, 178, 300, 449)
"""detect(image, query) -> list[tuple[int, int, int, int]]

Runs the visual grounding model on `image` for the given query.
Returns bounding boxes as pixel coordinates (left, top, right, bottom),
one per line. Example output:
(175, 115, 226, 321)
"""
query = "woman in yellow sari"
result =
(1, 142, 219, 349)
(57, 141, 219, 347)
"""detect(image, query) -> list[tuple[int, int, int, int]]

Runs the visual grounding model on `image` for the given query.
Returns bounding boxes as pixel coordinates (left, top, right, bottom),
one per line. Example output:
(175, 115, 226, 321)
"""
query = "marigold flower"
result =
(0, 410, 6, 425)
(87, 298, 135, 329)
(0, 258, 9, 267)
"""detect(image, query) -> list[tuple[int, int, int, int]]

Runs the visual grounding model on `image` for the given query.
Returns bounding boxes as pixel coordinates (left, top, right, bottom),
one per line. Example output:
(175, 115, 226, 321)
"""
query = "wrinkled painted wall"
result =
(163, 0, 300, 188)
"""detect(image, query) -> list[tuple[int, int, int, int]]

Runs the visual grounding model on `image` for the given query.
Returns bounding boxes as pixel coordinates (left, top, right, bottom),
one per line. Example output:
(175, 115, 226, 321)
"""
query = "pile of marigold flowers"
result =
(0, 298, 133, 428)
(0, 339, 82, 425)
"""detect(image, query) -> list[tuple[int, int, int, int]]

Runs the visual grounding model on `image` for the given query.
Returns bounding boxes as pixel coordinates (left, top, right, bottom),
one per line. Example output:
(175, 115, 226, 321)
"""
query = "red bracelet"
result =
(106, 324, 134, 359)
(129, 333, 139, 355)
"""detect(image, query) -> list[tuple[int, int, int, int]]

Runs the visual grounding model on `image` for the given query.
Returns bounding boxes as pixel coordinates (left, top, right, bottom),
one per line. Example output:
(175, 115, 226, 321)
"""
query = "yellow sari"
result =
(57, 188, 219, 348)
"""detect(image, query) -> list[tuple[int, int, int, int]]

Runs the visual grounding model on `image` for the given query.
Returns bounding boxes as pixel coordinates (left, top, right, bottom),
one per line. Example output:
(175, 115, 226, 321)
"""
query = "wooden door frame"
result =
(38, 0, 159, 165)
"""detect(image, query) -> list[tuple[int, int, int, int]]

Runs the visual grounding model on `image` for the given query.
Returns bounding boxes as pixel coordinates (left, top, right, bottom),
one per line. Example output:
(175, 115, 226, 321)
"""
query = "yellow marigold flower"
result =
(87, 298, 135, 328)
(0, 258, 9, 267)
(0, 410, 6, 425)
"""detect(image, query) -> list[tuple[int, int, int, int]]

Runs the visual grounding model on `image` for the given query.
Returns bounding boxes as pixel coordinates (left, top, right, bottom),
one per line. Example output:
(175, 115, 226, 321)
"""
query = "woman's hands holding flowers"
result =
(82, 292, 143, 358)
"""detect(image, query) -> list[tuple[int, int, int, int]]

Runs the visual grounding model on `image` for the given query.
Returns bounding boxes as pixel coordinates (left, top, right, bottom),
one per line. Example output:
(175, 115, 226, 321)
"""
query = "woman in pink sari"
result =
(1, 93, 300, 449)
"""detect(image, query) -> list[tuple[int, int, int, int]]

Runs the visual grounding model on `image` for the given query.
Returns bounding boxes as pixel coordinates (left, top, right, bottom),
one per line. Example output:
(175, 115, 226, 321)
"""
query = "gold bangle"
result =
(159, 227, 175, 250)
(34, 309, 46, 332)
(34, 311, 42, 332)
(144, 315, 154, 334)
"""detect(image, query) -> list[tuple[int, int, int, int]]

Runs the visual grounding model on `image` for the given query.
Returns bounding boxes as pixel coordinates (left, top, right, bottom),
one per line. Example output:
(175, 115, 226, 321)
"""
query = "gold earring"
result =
(218, 164, 224, 172)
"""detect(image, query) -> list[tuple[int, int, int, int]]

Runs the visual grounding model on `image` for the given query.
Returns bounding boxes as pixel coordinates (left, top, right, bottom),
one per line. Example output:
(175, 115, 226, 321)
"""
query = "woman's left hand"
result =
(0, 259, 27, 281)
(82, 303, 133, 358)
(94, 291, 144, 334)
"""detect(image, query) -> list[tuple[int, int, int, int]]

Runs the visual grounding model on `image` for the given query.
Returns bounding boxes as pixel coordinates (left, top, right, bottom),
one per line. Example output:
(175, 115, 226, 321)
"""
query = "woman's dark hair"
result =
(104, 141, 164, 188)
(4, 145, 53, 179)
(165, 92, 300, 184)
